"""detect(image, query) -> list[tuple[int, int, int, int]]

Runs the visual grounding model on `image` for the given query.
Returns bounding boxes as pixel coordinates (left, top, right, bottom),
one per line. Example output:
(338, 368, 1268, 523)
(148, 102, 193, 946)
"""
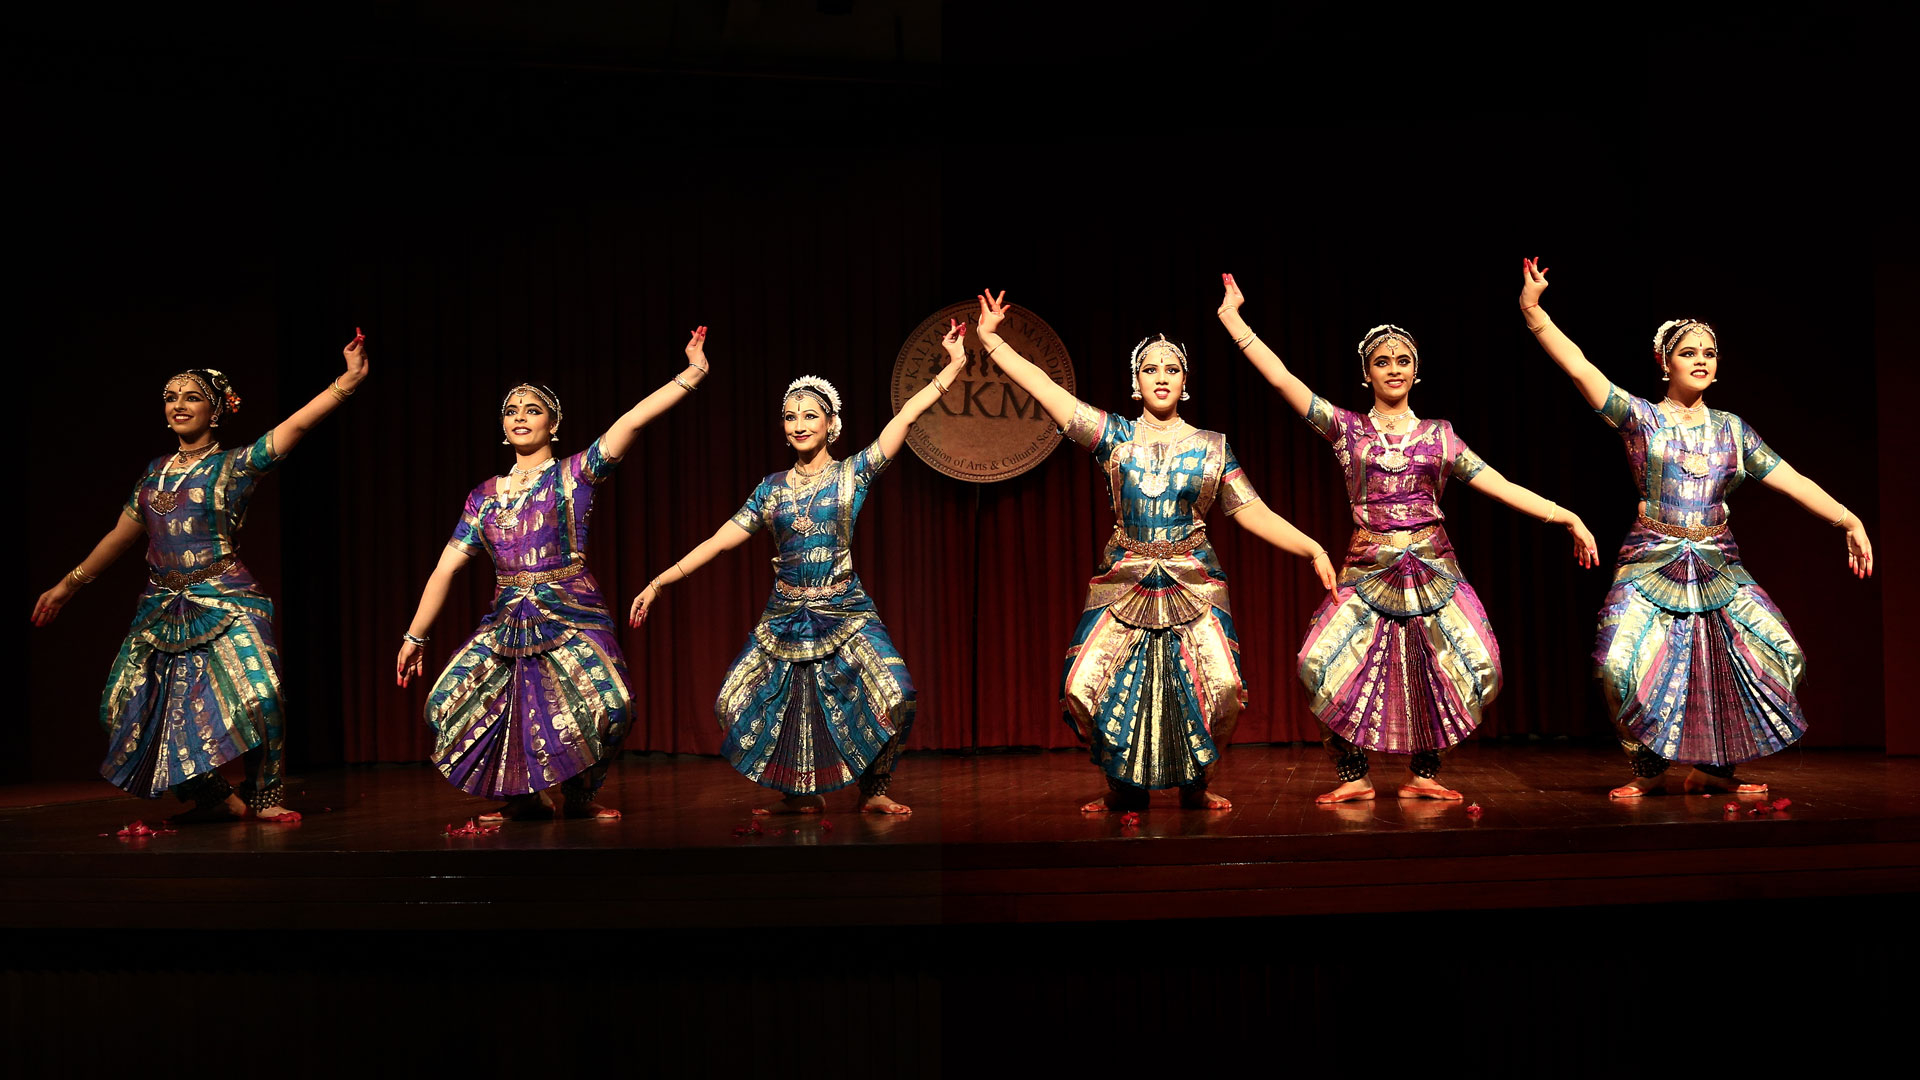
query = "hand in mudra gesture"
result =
(685, 326, 710, 374)
(1520, 257, 1551, 308)
(1218, 272, 1246, 315)
(976, 289, 1009, 335)
(341, 327, 370, 389)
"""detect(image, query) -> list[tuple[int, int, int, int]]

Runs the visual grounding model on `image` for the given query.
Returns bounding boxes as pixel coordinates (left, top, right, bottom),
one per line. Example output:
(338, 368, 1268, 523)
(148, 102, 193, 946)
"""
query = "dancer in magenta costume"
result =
(1517, 258, 1873, 797)
(1216, 274, 1599, 804)
(397, 329, 713, 822)
(31, 331, 371, 822)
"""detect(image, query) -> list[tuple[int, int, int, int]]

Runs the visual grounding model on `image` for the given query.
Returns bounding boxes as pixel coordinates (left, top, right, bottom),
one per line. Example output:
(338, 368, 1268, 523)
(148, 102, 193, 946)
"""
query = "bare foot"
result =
(1608, 775, 1667, 799)
(562, 796, 621, 820)
(477, 792, 555, 823)
(857, 793, 912, 815)
(753, 794, 825, 816)
(1682, 768, 1767, 795)
(1396, 775, 1462, 801)
(1179, 788, 1232, 810)
(1315, 779, 1376, 804)
(172, 793, 247, 824)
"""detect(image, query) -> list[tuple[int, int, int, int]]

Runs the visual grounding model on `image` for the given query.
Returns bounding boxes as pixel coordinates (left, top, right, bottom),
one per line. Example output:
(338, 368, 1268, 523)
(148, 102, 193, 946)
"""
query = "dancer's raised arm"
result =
(273, 329, 371, 456)
(600, 327, 712, 461)
(1518, 258, 1610, 410)
(877, 319, 972, 460)
(1216, 273, 1314, 417)
(974, 289, 1080, 430)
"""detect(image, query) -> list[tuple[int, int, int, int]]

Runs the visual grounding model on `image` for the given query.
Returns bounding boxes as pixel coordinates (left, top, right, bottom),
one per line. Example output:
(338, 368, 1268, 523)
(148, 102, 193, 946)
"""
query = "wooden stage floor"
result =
(3, 744, 1916, 929)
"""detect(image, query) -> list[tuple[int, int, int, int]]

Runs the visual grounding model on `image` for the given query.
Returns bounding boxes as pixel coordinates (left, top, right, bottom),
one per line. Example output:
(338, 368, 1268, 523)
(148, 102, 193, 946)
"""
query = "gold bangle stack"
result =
(327, 379, 356, 401)
(69, 565, 96, 586)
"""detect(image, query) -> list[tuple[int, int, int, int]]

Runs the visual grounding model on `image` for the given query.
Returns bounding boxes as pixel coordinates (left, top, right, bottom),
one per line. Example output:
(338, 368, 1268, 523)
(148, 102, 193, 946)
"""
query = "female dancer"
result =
(969, 290, 1335, 813)
(630, 321, 974, 816)
(397, 329, 713, 822)
(1217, 274, 1599, 804)
(31, 332, 371, 821)
(1518, 258, 1872, 797)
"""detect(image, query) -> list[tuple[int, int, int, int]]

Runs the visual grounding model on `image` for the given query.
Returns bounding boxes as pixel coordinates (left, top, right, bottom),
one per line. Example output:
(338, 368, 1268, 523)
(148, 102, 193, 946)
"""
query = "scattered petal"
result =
(1772, 797, 1792, 810)
(820, 819, 834, 831)
(1465, 803, 1483, 817)
(1119, 811, 1141, 826)
(1724, 803, 1739, 813)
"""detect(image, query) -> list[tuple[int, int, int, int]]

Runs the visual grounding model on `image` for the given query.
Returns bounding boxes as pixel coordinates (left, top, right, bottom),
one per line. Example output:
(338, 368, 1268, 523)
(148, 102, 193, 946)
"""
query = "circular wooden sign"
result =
(889, 302, 1076, 482)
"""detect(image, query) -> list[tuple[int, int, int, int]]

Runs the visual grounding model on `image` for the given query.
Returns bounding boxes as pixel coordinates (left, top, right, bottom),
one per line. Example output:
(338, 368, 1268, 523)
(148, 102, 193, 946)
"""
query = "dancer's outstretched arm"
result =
(30, 513, 147, 626)
(600, 328, 713, 461)
(1215, 273, 1315, 417)
(876, 319, 972, 460)
(273, 329, 371, 456)
(397, 544, 476, 687)
(1757, 464, 1874, 578)
(974, 289, 1081, 429)
(1518, 258, 1611, 410)
(1230, 502, 1338, 589)
(1465, 468, 1601, 567)
(628, 521, 754, 627)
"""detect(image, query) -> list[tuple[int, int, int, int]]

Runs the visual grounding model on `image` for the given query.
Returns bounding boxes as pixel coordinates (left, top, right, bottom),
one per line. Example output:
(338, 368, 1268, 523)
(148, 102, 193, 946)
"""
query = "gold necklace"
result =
(498, 457, 554, 528)
(784, 460, 837, 536)
(148, 442, 222, 514)
(1661, 400, 1712, 478)
(1136, 413, 1186, 431)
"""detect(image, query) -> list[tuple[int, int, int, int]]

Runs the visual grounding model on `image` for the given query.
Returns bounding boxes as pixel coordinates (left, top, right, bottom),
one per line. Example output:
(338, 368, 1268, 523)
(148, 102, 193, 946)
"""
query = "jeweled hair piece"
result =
(783, 375, 844, 443)
(501, 383, 565, 434)
(1129, 334, 1189, 381)
(1653, 319, 1716, 360)
(1357, 324, 1421, 380)
(166, 368, 241, 421)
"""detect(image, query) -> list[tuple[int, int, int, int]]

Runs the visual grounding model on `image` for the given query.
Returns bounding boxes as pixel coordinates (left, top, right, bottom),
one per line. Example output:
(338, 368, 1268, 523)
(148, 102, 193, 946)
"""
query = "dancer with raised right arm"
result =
(1517, 257, 1872, 797)
(1218, 273, 1598, 804)
(975, 288, 1336, 813)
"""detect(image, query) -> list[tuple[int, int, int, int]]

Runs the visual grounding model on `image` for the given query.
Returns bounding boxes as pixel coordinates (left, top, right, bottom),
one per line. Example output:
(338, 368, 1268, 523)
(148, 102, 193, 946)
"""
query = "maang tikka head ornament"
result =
(1129, 334, 1192, 401)
(783, 375, 843, 443)
(166, 368, 242, 427)
(500, 383, 564, 442)
(1356, 324, 1421, 386)
(1652, 319, 1716, 381)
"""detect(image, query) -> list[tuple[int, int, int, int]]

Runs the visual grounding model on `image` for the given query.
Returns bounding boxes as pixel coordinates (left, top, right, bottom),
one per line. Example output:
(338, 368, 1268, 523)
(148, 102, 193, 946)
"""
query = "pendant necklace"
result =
(786, 458, 836, 536)
(1661, 399, 1712, 478)
(1133, 415, 1190, 498)
(1368, 410, 1419, 473)
(148, 442, 221, 515)
(498, 457, 553, 529)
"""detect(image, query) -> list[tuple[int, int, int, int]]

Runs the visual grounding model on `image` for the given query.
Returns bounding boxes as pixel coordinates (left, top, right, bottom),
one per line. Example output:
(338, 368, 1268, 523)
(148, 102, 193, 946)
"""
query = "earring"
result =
(1131, 390, 1142, 400)
(1414, 378, 1422, 385)
(1179, 390, 1190, 401)
(502, 436, 510, 445)
(1661, 368, 1670, 382)
(550, 432, 559, 442)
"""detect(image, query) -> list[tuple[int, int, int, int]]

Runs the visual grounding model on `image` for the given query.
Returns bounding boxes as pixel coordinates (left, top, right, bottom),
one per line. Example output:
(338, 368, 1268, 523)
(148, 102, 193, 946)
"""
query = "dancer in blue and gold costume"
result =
(974, 288, 1337, 813)
(631, 320, 974, 815)
(1518, 257, 1874, 797)
(31, 331, 371, 822)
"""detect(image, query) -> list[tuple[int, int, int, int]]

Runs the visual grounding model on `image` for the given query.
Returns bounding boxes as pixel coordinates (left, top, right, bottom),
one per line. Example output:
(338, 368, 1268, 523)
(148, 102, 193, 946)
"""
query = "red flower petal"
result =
(1465, 803, 1483, 816)
(1772, 797, 1791, 810)
(1724, 803, 1739, 813)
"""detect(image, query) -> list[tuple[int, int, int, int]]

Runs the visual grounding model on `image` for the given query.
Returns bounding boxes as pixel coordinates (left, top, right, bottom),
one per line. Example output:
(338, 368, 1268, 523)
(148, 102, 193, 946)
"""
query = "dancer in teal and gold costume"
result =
(631, 320, 973, 815)
(31, 331, 372, 822)
(397, 329, 714, 823)
(973, 288, 1337, 813)
(1517, 258, 1874, 797)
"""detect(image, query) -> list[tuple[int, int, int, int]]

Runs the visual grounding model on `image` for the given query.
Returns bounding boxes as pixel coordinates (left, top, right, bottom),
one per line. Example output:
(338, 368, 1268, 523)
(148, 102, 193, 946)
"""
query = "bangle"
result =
(69, 565, 96, 586)
(1830, 508, 1850, 528)
(674, 374, 698, 392)
(1543, 504, 1560, 525)
(402, 631, 430, 646)
(1527, 318, 1552, 335)
(932, 377, 950, 395)
(1308, 548, 1328, 561)
(1233, 331, 1257, 349)
(1520, 303, 1540, 311)
(328, 379, 354, 401)
(988, 340, 1007, 356)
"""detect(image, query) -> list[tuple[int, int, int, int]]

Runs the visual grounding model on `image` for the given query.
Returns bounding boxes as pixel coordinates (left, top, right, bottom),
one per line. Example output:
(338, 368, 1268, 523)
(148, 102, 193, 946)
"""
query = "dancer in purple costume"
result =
(397, 329, 712, 822)
(1517, 258, 1873, 798)
(1216, 274, 1600, 804)
(31, 330, 372, 822)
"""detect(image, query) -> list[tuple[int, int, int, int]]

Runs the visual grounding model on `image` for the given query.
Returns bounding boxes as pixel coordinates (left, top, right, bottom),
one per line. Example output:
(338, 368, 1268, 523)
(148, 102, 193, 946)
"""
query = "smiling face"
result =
(783, 392, 832, 455)
(501, 391, 556, 450)
(1663, 329, 1718, 393)
(162, 376, 217, 441)
(1365, 338, 1418, 405)
(1134, 345, 1187, 413)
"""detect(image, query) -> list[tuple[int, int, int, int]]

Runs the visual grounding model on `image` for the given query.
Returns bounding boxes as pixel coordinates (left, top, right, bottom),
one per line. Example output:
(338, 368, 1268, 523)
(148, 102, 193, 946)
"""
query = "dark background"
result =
(18, 2, 1912, 784)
